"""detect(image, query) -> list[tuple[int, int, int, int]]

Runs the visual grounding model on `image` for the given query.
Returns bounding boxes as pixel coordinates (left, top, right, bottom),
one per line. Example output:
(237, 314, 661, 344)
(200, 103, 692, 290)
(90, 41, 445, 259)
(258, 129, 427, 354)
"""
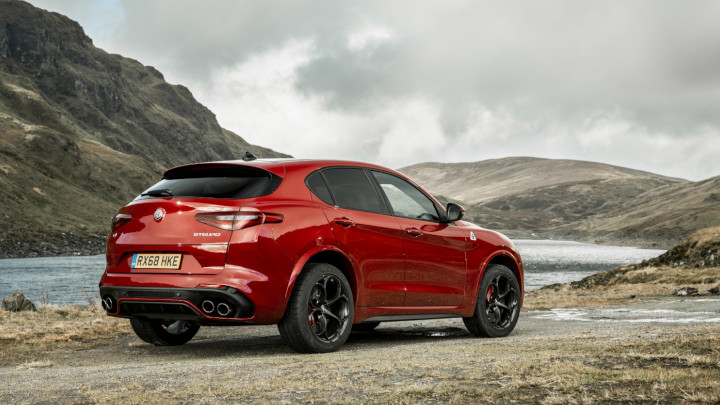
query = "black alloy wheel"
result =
(463, 264, 520, 337)
(279, 263, 354, 353)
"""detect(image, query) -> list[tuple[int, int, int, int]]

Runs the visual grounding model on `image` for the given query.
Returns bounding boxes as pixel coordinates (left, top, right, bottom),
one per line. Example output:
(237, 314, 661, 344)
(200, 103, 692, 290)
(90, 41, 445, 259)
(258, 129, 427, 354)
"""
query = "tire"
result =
(463, 264, 520, 338)
(352, 322, 380, 332)
(130, 318, 200, 346)
(278, 263, 354, 353)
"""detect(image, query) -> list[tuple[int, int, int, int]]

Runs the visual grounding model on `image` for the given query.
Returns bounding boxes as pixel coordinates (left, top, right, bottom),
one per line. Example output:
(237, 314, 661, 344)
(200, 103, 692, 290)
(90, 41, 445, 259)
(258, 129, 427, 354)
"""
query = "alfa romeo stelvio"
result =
(99, 158, 523, 353)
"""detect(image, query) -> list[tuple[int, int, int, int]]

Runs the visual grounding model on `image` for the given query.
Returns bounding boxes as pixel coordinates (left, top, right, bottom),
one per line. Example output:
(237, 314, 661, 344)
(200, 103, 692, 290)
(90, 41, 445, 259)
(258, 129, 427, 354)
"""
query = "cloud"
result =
(26, 0, 720, 180)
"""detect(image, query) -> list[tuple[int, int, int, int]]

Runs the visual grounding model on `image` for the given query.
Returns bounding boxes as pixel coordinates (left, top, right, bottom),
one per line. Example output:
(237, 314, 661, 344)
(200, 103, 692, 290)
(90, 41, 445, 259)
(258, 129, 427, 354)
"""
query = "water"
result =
(514, 239, 666, 291)
(0, 240, 666, 306)
(0, 255, 105, 307)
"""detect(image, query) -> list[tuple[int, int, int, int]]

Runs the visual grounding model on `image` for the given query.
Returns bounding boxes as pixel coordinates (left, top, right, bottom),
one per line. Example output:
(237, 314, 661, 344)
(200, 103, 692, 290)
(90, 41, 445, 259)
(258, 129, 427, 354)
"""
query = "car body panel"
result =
(321, 205, 406, 307)
(100, 158, 524, 328)
(396, 217, 468, 306)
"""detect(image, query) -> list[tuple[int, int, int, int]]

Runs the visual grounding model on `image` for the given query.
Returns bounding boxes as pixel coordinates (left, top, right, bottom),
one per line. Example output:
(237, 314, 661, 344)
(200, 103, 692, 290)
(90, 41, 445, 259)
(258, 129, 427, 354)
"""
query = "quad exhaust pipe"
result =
(201, 300, 215, 314)
(201, 299, 233, 317)
(101, 296, 115, 312)
(100, 295, 235, 317)
(217, 303, 231, 317)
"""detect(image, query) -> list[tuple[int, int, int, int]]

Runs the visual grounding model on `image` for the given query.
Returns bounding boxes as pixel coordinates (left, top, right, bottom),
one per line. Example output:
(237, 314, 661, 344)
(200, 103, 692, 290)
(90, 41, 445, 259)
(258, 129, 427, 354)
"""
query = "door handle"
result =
(333, 217, 355, 227)
(405, 227, 423, 237)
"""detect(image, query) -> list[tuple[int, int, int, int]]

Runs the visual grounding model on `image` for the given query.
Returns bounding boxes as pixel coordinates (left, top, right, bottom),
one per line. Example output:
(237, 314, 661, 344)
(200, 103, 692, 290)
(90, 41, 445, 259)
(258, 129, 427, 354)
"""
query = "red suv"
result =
(100, 159, 523, 353)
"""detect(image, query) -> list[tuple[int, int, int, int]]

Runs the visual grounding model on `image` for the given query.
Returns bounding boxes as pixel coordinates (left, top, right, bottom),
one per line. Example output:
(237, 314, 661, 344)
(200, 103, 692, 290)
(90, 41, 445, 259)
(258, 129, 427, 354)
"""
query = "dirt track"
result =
(2, 296, 719, 404)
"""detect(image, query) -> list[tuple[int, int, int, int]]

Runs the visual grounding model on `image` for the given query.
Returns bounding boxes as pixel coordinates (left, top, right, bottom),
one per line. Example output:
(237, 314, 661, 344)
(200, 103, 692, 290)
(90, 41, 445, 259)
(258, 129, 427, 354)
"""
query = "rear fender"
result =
(284, 246, 358, 301)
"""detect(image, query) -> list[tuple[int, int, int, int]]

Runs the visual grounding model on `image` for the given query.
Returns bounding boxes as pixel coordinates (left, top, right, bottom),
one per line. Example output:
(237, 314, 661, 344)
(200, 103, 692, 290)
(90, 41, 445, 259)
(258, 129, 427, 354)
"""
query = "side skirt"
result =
(362, 313, 462, 323)
(354, 305, 475, 323)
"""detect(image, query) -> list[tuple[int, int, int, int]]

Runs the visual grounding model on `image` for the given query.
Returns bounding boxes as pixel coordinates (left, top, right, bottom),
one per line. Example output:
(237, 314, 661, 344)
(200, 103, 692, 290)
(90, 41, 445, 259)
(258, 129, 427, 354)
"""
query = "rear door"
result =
(308, 168, 405, 306)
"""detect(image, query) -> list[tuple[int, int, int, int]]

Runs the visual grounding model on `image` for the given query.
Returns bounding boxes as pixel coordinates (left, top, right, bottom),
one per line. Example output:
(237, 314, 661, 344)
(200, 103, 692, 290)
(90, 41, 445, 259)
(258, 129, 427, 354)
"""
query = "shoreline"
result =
(0, 232, 670, 260)
(0, 236, 106, 260)
(498, 229, 676, 249)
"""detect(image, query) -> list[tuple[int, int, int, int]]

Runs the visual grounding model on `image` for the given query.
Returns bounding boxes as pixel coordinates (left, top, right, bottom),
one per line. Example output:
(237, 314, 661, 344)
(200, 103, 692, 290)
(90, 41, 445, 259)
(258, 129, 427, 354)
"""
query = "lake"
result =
(0, 240, 666, 307)
(515, 239, 666, 290)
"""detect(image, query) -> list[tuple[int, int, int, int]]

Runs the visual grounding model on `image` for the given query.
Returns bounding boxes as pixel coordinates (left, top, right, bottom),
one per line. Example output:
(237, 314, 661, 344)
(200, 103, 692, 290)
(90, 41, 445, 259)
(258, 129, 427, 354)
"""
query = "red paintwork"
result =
(100, 159, 524, 324)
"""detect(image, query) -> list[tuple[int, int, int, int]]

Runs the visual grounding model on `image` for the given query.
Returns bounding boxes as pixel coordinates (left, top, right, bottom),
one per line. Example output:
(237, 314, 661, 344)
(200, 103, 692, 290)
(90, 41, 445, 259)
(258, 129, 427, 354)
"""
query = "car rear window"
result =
(135, 164, 281, 200)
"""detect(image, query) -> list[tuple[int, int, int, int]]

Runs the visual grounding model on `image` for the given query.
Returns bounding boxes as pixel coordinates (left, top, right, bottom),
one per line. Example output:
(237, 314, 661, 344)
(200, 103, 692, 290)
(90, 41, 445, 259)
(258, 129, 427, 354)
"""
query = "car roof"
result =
(166, 158, 395, 178)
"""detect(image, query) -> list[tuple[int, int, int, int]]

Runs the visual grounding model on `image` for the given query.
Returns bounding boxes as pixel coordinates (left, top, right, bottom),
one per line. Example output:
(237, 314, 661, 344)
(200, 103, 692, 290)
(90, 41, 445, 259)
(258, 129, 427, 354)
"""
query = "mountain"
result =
(401, 158, 719, 248)
(0, 0, 289, 257)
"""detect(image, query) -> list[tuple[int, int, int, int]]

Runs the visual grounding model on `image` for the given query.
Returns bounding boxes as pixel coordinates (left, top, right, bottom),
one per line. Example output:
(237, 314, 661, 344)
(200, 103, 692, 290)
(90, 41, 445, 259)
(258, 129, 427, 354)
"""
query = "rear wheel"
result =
(463, 264, 520, 337)
(130, 318, 200, 346)
(278, 263, 354, 353)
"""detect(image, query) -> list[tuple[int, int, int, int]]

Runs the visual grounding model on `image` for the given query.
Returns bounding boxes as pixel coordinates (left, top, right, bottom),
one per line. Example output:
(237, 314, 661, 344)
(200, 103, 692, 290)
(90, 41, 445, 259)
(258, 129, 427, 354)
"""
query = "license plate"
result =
(131, 253, 182, 269)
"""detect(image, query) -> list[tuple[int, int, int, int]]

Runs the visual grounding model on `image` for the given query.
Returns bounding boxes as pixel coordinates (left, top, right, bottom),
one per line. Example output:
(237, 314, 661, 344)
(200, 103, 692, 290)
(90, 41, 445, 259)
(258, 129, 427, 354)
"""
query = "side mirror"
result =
(446, 203, 464, 222)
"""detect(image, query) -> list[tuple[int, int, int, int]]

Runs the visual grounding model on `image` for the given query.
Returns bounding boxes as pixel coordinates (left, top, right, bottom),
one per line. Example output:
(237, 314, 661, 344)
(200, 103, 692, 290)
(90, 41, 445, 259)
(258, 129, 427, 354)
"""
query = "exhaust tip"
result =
(102, 296, 115, 312)
(217, 302, 232, 317)
(201, 300, 215, 314)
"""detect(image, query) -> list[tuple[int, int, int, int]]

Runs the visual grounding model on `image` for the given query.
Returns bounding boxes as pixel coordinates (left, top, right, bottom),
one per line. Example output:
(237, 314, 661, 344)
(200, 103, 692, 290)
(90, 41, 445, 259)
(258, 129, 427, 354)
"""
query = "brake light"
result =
(111, 213, 132, 231)
(194, 212, 283, 230)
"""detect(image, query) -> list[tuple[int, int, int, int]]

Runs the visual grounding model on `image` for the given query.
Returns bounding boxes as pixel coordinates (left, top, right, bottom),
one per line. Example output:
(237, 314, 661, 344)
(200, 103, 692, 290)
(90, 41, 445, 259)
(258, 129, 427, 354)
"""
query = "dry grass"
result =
(0, 304, 131, 346)
(63, 323, 719, 404)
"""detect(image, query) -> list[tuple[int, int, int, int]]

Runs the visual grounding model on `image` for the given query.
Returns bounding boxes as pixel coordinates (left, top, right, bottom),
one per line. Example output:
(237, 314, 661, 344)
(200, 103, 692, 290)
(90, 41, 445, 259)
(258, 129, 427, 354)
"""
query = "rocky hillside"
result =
(563, 225, 720, 293)
(0, 0, 288, 258)
(643, 225, 720, 268)
(402, 158, 719, 247)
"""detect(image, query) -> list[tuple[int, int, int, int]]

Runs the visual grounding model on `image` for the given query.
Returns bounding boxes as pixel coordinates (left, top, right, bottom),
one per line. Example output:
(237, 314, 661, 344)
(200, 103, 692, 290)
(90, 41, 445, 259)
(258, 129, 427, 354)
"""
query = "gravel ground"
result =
(1, 296, 719, 404)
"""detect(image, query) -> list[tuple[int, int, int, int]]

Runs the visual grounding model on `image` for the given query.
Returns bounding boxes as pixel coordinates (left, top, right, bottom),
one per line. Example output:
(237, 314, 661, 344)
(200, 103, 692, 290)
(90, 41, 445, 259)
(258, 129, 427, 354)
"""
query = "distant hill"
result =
(401, 158, 720, 248)
(0, 0, 289, 257)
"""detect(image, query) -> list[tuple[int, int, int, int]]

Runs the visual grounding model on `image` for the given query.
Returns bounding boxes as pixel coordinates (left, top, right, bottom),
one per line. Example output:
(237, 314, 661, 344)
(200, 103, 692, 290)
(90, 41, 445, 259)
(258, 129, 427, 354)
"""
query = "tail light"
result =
(195, 212, 283, 231)
(111, 213, 132, 231)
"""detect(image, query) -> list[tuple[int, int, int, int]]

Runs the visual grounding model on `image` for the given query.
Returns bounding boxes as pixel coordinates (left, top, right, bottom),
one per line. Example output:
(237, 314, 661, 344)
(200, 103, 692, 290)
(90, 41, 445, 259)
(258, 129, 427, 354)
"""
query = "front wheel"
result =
(278, 263, 354, 353)
(130, 318, 200, 346)
(463, 264, 520, 338)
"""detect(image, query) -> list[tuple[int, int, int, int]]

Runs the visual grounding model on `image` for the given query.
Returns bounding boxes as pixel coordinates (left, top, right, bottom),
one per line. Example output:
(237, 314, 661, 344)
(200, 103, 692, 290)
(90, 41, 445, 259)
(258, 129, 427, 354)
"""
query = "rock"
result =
(673, 287, 699, 296)
(708, 286, 720, 295)
(1, 291, 38, 312)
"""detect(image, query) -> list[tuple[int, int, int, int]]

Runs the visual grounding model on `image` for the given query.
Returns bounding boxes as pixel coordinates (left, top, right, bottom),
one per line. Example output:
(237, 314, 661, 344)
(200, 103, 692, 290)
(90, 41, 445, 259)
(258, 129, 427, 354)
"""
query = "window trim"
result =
(304, 166, 449, 222)
(305, 170, 336, 206)
(368, 169, 449, 224)
(304, 166, 391, 215)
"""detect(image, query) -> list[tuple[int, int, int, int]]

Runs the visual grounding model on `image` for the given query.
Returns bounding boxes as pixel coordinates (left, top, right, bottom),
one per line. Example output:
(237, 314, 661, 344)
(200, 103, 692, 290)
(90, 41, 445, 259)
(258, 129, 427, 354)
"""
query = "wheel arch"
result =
(479, 251, 524, 306)
(284, 246, 358, 302)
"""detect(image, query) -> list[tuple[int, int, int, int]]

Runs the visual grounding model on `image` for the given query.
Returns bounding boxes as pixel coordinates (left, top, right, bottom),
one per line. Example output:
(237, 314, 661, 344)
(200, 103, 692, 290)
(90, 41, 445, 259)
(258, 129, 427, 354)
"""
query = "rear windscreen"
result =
(135, 165, 280, 200)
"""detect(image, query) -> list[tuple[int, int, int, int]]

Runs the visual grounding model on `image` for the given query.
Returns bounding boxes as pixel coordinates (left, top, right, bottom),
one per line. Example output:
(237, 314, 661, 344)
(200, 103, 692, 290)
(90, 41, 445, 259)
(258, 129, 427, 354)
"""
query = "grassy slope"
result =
(401, 158, 720, 247)
(0, 1, 288, 256)
(400, 157, 687, 204)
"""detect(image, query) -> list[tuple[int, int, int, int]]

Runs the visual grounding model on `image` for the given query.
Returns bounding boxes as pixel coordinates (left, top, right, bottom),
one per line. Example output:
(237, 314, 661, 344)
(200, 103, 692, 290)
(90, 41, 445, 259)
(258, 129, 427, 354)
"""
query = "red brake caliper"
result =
(486, 286, 494, 304)
(309, 305, 315, 325)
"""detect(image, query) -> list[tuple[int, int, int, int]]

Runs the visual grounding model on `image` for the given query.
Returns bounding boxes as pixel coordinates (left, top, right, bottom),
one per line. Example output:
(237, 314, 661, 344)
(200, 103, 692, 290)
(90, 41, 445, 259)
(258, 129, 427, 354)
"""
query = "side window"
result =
(306, 171, 334, 205)
(372, 171, 440, 221)
(322, 168, 384, 213)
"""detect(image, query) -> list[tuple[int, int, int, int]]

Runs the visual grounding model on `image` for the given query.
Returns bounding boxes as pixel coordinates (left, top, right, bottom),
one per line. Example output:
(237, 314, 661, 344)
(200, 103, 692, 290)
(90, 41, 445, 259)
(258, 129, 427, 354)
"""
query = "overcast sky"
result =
(29, 0, 720, 180)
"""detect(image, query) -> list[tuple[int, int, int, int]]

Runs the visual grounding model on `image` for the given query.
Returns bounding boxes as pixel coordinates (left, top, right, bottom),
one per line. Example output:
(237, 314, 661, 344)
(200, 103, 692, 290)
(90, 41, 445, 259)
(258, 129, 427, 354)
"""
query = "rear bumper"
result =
(99, 285, 255, 324)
